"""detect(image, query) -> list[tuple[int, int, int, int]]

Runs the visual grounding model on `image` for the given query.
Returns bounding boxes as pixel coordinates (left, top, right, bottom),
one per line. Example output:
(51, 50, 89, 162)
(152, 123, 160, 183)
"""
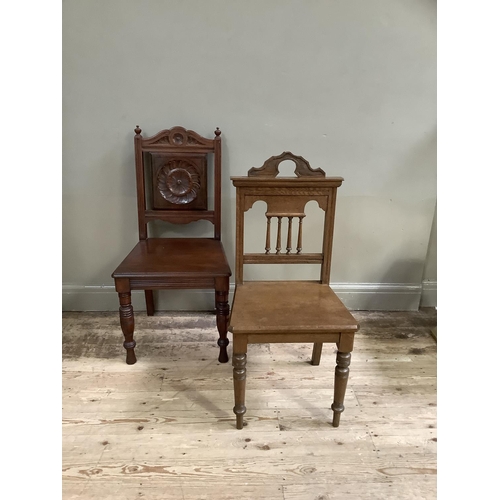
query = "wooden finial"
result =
(134, 125, 142, 135)
(214, 127, 221, 137)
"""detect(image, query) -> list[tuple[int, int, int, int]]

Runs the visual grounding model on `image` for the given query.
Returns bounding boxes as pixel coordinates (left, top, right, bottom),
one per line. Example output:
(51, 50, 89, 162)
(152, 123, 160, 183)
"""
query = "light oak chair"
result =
(229, 152, 359, 429)
(112, 126, 231, 365)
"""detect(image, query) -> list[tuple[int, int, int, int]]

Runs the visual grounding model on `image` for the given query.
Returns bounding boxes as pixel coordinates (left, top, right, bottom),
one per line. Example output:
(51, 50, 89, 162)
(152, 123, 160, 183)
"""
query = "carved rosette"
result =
(157, 160, 201, 205)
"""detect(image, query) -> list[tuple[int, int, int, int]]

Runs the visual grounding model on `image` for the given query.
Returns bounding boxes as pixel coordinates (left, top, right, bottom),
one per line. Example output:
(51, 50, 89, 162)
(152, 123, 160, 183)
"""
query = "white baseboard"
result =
(420, 280, 437, 307)
(63, 282, 434, 312)
(62, 285, 216, 312)
(332, 282, 423, 311)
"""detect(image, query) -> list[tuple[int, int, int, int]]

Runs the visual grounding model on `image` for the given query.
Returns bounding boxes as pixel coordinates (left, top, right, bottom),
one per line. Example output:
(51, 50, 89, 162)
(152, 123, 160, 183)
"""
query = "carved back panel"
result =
(231, 153, 344, 285)
(150, 153, 207, 210)
(133, 126, 222, 239)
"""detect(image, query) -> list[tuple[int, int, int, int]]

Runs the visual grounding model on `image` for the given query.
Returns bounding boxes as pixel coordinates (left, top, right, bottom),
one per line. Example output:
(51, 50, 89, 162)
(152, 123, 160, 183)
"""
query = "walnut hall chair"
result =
(229, 152, 359, 429)
(112, 126, 231, 365)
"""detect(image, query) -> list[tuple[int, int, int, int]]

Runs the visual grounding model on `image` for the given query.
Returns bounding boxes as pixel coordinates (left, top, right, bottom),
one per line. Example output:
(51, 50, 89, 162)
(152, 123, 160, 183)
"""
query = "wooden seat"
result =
(113, 239, 230, 278)
(229, 152, 359, 429)
(112, 126, 231, 365)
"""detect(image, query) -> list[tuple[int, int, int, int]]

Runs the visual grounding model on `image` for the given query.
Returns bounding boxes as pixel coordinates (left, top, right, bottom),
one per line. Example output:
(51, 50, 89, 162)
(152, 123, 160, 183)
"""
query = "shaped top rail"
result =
(135, 125, 219, 151)
(247, 152, 325, 178)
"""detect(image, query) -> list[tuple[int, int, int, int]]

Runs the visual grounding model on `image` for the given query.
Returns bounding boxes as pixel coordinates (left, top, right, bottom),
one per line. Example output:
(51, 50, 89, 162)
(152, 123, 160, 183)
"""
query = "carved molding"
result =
(248, 152, 326, 178)
(243, 194, 328, 212)
(143, 126, 213, 147)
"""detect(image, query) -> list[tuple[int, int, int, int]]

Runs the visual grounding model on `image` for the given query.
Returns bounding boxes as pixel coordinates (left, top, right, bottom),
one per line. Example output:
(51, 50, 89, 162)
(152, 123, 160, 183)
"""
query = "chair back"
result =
(133, 126, 222, 240)
(231, 152, 343, 285)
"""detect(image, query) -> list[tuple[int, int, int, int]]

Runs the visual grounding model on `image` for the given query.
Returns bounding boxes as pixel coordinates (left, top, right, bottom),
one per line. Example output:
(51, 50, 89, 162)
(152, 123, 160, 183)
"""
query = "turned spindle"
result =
(276, 216, 282, 254)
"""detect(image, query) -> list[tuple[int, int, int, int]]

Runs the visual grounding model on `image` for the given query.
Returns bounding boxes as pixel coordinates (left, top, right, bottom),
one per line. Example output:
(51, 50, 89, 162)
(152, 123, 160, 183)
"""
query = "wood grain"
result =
(62, 309, 436, 499)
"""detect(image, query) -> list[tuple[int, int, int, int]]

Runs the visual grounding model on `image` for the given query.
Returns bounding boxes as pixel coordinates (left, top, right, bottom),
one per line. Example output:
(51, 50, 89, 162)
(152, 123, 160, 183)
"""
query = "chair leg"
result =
(233, 344, 247, 430)
(145, 290, 155, 316)
(311, 342, 323, 365)
(119, 291, 137, 365)
(215, 277, 230, 363)
(332, 351, 351, 427)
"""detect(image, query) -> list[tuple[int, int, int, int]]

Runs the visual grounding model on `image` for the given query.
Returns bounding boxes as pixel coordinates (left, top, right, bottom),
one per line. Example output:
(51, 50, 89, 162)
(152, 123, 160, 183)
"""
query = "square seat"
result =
(229, 281, 358, 334)
(112, 238, 231, 279)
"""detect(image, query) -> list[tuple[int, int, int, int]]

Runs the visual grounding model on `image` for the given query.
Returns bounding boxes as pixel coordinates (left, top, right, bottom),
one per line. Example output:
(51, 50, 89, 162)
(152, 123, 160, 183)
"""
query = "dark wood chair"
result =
(112, 126, 231, 365)
(229, 152, 359, 429)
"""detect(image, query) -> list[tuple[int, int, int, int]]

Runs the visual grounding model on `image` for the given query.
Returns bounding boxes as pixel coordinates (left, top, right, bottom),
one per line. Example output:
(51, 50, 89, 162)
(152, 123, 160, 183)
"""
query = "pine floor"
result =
(62, 309, 437, 500)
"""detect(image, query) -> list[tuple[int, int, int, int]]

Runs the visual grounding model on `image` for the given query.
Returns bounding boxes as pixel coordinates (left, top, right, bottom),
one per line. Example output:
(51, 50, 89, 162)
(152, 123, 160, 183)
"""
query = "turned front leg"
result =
(215, 277, 230, 363)
(119, 291, 137, 365)
(233, 351, 247, 429)
(332, 351, 351, 427)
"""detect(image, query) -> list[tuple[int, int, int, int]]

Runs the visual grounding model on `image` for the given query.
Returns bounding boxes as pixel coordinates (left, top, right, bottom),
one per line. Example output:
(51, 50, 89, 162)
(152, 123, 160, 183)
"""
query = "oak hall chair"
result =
(229, 152, 359, 429)
(112, 126, 231, 365)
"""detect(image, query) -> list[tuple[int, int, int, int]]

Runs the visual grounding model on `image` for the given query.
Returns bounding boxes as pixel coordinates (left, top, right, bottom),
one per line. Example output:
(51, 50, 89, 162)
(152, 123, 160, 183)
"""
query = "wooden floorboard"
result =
(62, 309, 437, 499)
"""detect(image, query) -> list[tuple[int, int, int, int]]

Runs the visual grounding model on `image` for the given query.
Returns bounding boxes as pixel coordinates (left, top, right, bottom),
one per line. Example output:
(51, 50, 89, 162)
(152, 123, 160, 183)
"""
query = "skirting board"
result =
(62, 282, 436, 312)
(420, 280, 437, 308)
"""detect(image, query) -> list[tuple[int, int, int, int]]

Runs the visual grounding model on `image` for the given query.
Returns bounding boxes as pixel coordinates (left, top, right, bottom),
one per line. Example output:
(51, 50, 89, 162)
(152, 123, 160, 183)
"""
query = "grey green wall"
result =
(63, 0, 436, 311)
